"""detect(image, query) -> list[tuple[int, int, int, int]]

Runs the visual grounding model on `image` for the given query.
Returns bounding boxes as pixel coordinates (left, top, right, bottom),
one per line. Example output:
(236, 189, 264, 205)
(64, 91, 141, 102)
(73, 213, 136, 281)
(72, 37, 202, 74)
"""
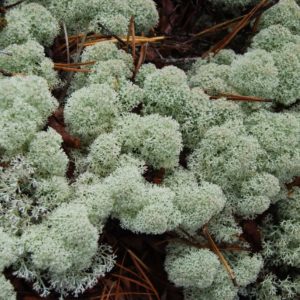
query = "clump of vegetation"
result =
(0, 0, 299, 299)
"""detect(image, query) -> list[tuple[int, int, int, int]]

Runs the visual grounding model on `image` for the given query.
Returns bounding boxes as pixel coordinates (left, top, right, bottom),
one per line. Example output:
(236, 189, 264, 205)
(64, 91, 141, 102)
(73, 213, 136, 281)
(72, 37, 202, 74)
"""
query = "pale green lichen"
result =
(70, 42, 133, 92)
(0, 228, 17, 272)
(251, 25, 300, 52)
(271, 42, 300, 105)
(165, 243, 220, 289)
(73, 177, 114, 227)
(27, 128, 69, 177)
(189, 120, 263, 189)
(1, 2, 300, 299)
(189, 62, 234, 95)
(259, 0, 300, 34)
(0, 3, 59, 47)
(164, 168, 226, 232)
(34, 176, 71, 211)
(245, 110, 300, 182)
(135, 63, 157, 87)
(277, 187, 300, 220)
(16, 203, 115, 297)
(143, 66, 191, 121)
(115, 113, 183, 169)
(104, 164, 181, 234)
(229, 49, 279, 98)
(0, 75, 58, 157)
(87, 133, 121, 177)
(64, 84, 120, 143)
(0, 40, 59, 88)
(87, 59, 132, 89)
(209, 49, 237, 65)
(0, 275, 16, 300)
(20, 0, 158, 35)
(181, 89, 244, 148)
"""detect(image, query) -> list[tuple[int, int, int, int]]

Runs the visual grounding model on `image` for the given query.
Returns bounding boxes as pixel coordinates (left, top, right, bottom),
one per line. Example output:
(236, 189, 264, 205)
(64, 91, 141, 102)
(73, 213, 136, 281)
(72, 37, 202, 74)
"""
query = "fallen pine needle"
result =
(54, 66, 91, 73)
(203, 225, 238, 287)
(210, 93, 273, 102)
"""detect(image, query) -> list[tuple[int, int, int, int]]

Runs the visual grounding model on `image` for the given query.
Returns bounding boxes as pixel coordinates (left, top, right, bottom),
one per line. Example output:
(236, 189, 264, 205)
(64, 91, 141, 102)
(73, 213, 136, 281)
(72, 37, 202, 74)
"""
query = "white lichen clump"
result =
(0, 75, 58, 157)
(0, 40, 59, 88)
(0, 3, 59, 47)
(64, 84, 120, 143)
(17, 203, 115, 297)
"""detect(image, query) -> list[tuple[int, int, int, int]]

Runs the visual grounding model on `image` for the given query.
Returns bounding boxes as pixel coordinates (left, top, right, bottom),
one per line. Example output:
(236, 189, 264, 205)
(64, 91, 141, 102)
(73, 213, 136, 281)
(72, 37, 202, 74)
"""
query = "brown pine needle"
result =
(187, 15, 245, 42)
(62, 21, 70, 64)
(114, 253, 127, 300)
(111, 274, 154, 291)
(115, 263, 142, 279)
(96, 22, 127, 46)
(130, 16, 136, 62)
(127, 249, 160, 300)
(54, 61, 96, 67)
(82, 36, 166, 47)
(54, 66, 91, 73)
(4, 0, 25, 10)
(0, 68, 14, 76)
(203, 0, 270, 57)
(133, 40, 147, 80)
(210, 93, 272, 102)
(203, 225, 238, 287)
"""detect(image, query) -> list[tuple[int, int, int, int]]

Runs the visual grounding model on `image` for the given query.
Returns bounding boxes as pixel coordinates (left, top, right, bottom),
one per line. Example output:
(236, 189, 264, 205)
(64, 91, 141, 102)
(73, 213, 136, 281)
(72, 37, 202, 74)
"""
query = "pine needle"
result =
(210, 93, 273, 102)
(202, 225, 238, 287)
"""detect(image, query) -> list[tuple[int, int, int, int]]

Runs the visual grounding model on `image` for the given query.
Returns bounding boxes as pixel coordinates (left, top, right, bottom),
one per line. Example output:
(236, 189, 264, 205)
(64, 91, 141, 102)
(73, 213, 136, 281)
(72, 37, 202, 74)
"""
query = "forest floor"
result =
(4, 0, 299, 299)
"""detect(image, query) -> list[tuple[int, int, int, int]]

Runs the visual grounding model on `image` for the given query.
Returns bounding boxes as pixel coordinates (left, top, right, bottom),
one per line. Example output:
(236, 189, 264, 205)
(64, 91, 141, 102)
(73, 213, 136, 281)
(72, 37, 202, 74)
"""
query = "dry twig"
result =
(210, 93, 273, 102)
(203, 225, 238, 287)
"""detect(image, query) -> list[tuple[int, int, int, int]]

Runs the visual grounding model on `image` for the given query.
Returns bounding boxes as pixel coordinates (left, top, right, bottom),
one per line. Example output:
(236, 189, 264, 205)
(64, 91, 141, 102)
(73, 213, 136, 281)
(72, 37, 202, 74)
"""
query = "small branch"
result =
(130, 16, 136, 62)
(0, 68, 14, 76)
(82, 36, 166, 47)
(187, 15, 245, 43)
(203, 225, 238, 287)
(53, 66, 91, 73)
(202, 0, 274, 57)
(174, 228, 250, 253)
(62, 22, 70, 64)
(54, 61, 95, 67)
(57, 32, 88, 102)
(48, 115, 80, 149)
(133, 41, 148, 80)
(210, 93, 273, 103)
(97, 21, 127, 46)
(4, 0, 25, 10)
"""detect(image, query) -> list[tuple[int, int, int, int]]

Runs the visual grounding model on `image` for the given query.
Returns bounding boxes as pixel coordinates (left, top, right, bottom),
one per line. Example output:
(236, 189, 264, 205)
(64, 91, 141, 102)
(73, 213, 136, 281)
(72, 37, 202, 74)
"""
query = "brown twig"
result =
(96, 21, 127, 46)
(210, 93, 273, 102)
(54, 61, 96, 67)
(48, 115, 80, 149)
(203, 225, 238, 287)
(57, 31, 88, 102)
(53, 66, 91, 73)
(133, 41, 147, 80)
(186, 15, 245, 43)
(130, 17, 136, 62)
(202, 0, 270, 57)
(62, 22, 70, 64)
(0, 68, 13, 76)
(127, 249, 160, 300)
(3, 0, 25, 10)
